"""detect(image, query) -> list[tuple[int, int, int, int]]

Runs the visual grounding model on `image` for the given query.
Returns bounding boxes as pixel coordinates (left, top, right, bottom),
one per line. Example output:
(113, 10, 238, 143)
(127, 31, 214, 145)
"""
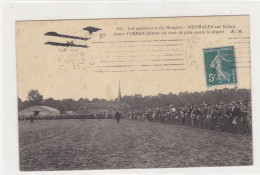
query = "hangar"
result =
(18, 105, 60, 118)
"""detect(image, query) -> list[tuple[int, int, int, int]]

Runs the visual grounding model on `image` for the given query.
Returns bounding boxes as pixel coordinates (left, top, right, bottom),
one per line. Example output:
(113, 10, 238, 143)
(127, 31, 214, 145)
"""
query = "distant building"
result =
(18, 105, 60, 118)
(65, 111, 79, 115)
(134, 94, 142, 98)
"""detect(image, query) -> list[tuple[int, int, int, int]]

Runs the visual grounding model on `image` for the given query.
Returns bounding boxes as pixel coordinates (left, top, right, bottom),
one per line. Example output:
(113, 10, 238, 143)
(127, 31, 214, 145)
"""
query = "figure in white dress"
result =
(210, 50, 231, 83)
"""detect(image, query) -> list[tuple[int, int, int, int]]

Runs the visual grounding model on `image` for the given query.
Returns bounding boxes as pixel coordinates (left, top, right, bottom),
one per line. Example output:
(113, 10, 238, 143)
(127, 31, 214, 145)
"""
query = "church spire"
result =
(118, 79, 121, 102)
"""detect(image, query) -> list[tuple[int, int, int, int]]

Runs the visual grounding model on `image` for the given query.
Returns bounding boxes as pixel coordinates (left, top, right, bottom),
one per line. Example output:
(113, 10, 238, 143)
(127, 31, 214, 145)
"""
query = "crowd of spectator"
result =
(123, 100, 252, 135)
(18, 113, 114, 121)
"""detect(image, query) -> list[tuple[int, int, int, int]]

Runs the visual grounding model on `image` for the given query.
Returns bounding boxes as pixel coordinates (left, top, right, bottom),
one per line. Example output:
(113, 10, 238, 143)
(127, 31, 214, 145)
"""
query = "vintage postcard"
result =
(16, 15, 252, 171)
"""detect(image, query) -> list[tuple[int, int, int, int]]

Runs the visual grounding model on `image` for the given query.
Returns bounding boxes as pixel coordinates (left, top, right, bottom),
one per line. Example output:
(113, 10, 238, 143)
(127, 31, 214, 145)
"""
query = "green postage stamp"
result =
(203, 46, 237, 86)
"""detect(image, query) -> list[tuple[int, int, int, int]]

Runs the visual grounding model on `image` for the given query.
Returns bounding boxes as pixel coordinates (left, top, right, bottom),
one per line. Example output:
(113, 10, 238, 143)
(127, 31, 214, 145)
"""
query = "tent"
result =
(18, 105, 60, 118)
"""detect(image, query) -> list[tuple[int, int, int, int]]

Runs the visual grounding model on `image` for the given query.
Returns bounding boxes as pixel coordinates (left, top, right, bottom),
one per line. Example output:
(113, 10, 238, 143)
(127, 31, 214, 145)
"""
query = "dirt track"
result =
(19, 119, 253, 171)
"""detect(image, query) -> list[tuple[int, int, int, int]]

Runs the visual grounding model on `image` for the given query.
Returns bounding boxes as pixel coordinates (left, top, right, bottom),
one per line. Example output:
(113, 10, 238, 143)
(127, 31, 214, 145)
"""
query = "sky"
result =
(16, 16, 251, 101)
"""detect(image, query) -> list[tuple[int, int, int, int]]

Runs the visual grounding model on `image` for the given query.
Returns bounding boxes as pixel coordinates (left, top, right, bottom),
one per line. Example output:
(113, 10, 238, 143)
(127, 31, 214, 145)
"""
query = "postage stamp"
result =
(203, 46, 237, 86)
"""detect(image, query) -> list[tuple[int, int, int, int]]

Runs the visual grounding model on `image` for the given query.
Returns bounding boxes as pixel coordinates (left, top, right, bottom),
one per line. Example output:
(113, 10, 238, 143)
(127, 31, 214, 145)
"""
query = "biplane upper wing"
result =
(45, 32, 90, 41)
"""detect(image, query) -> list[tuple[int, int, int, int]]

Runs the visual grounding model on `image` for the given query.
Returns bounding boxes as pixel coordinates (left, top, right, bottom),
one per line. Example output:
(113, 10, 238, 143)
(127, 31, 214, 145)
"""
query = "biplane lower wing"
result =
(45, 42, 88, 48)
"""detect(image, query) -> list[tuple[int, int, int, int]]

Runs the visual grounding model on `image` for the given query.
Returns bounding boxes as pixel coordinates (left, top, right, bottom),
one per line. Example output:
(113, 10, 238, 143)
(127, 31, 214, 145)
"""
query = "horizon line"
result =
(18, 87, 251, 102)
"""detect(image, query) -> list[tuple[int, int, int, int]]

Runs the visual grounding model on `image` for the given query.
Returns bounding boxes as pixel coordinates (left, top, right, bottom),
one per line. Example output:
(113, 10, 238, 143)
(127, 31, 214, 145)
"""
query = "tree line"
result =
(18, 88, 251, 114)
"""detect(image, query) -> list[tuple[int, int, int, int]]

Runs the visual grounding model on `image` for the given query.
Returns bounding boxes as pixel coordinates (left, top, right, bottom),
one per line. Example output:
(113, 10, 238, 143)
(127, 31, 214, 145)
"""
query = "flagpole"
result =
(118, 79, 121, 111)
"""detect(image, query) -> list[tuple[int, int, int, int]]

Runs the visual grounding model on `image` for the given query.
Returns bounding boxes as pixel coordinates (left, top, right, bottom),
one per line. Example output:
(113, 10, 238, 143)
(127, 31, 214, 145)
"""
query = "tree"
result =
(18, 97, 22, 103)
(27, 89, 43, 104)
(18, 97, 23, 112)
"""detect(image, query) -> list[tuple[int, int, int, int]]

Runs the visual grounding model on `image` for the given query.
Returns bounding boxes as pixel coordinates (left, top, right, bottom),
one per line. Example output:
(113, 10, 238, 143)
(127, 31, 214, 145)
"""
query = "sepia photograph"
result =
(16, 15, 252, 171)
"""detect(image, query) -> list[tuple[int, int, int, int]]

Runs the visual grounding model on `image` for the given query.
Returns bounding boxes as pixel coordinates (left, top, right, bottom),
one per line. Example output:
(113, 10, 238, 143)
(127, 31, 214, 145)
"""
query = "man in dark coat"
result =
(30, 115, 34, 123)
(231, 103, 242, 134)
(115, 111, 121, 124)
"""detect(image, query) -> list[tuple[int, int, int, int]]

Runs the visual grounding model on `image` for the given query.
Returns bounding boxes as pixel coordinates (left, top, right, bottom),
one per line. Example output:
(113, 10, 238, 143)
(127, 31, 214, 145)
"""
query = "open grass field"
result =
(19, 119, 253, 171)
